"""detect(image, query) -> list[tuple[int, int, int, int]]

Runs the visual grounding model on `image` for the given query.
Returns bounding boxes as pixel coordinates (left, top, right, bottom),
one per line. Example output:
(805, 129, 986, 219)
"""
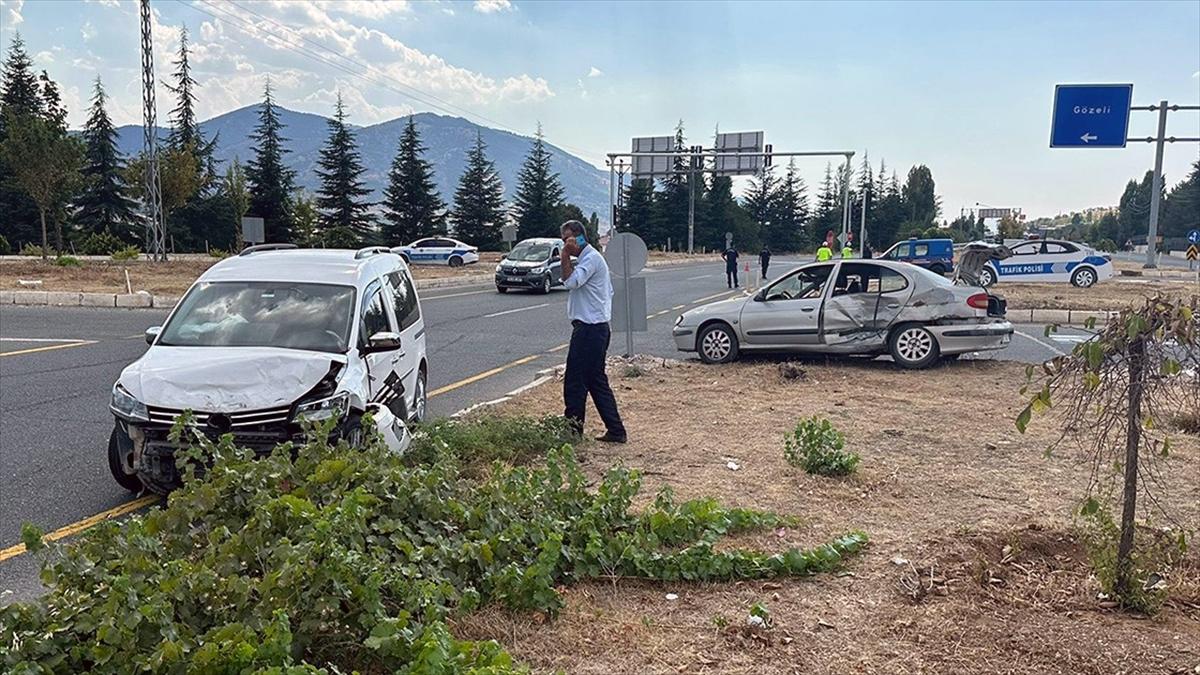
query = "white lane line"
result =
(0, 337, 90, 343)
(686, 274, 712, 280)
(422, 288, 494, 301)
(1014, 329, 1067, 356)
(483, 303, 550, 319)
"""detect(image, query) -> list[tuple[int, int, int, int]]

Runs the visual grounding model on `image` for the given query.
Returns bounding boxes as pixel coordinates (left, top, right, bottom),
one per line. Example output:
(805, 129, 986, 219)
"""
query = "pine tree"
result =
(813, 162, 840, 248)
(871, 159, 903, 247)
(168, 28, 200, 151)
(450, 132, 506, 249)
(768, 159, 808, 251)
(512, 124, 565, 240)
(705, 175, 752, 251)
(381, 115, 446, 245)
(315, 93, 374, 247)
(650, 121, 693, 250)
(900, 164, 939, 230)
(246, 78, 296, 243)
(744, 166, 777, 235)
(75, 77, 138, 241)
(619, 178, 656, 243)
(0, 34, 44, 248)
(166, 27, 217, 188)
(855, 151, 875, 247)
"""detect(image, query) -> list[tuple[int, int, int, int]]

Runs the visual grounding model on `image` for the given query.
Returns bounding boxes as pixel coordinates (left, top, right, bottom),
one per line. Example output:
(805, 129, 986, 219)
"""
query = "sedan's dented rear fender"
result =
(927, 320, 1014, 355)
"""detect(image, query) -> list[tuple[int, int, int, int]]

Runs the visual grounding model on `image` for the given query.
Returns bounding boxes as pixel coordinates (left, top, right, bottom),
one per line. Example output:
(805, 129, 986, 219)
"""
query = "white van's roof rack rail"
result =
(239, 243, 298, 256)
(355, 246, 392, 260)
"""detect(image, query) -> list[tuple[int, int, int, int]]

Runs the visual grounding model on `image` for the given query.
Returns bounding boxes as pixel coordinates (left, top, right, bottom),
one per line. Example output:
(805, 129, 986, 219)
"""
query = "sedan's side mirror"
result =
(365, 331, 402, 353)
(753, 289, 766, 302)
(144, 326, 161, 345)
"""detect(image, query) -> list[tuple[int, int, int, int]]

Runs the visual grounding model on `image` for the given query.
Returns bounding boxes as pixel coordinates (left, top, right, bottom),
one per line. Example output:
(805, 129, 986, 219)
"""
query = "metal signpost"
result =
(241, 217, 265, 246)
(501, 223, 517, 251)
(604, 231, 648, 357)
(1050, 83, 1199, 268)
(613, 141, 855, 255)
(1187, 230, 1199, 272)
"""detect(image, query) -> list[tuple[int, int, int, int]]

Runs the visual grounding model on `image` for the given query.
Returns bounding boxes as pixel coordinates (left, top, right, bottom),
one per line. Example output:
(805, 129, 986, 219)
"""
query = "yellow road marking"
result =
(428, 354, 541, 398)
(0, 495, 158, 563)
(672, 304, 685, 310)
(546, 343, 570, 353)
(0, 340, 96, 357)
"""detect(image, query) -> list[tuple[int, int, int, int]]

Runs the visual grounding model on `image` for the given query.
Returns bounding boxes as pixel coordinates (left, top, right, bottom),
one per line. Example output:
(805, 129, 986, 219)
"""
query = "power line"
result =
(173, 0, 604, 164)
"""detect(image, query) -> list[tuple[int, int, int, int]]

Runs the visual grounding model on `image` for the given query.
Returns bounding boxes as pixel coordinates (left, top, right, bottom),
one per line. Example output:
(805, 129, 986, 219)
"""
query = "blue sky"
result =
(1, 0, 1197, 218)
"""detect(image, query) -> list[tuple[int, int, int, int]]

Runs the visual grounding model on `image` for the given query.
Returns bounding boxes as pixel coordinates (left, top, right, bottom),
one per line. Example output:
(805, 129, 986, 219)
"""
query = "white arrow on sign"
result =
(1080, 132, 1098, 143)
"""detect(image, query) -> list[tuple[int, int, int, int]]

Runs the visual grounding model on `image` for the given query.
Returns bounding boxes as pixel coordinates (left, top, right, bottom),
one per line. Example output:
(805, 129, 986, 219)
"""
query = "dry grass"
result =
(0, 253, 501, 295)
(456, 358, 1200, 674)
(996, 278, 1196, 312)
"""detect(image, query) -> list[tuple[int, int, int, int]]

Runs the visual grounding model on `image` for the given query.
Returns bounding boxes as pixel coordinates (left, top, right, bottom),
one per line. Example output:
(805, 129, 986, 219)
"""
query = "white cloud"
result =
(1193, 70, 1199, 79)
(587, 66, 603, 78)
(1, 0, 24, 27)
(84, 0, 123, 7)
(311, 1, 411, 20)
(473, 0, 512, 14)
(81, 21, 96, 42)
(576, 78, 588, 100)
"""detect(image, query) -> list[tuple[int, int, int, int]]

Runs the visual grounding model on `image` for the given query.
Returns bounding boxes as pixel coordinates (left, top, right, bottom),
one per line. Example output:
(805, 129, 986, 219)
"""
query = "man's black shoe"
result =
(595, 432, 627, 444)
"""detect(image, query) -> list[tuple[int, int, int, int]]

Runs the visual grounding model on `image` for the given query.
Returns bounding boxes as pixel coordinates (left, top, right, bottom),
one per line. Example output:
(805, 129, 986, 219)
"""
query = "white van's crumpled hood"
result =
(120, 346, 345, 412)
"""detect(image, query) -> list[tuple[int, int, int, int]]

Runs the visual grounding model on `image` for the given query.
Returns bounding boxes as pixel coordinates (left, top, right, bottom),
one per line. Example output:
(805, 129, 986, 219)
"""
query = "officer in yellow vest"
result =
(816, 242, 833, 261)
(842, 244, 854, 258)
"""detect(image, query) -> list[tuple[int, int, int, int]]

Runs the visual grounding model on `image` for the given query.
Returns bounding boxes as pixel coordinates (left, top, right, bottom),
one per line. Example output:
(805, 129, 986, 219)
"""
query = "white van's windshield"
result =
(158, 282, 356, 354)
(507, 243, 553, 262)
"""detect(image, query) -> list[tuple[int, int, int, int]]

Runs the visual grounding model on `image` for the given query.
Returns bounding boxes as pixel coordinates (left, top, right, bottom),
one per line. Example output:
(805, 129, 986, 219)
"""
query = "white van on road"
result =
(108, 245, 427, 494)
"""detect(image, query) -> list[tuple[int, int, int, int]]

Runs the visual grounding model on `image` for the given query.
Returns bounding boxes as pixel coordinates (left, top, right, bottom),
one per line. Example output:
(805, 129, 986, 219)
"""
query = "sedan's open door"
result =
(821, 262, 916, 350)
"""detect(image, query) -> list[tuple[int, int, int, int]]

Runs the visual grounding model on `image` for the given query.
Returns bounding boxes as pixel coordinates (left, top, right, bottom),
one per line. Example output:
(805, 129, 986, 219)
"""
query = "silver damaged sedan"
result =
(672, 258, 1013, 369)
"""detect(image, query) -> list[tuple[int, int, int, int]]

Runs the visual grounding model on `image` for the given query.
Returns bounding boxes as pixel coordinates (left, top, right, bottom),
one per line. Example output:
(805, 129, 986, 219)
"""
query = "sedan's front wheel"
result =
(697, 323, 739, 364)
(889, 324, 940, 369)
(108, 423, 142, 493)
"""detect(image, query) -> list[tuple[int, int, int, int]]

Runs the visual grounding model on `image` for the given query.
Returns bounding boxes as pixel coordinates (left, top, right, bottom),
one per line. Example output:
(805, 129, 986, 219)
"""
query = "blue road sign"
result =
(1188, 229, 1200, 245)
(1050, 84, 1133, 148)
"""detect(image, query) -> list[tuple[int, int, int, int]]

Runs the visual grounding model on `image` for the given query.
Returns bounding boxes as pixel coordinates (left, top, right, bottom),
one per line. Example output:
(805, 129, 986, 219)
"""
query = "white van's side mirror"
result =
(144, 326, 161, 345)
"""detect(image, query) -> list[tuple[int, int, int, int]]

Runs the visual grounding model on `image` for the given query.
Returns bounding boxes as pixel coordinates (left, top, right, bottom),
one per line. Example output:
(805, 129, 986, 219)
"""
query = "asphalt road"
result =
(0, 258, 1092, 602)
(1113, 251, 1195, 269)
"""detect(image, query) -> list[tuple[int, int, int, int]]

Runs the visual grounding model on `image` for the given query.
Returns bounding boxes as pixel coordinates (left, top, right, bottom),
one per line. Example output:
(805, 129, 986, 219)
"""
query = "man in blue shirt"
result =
(559, 220, 626, 443)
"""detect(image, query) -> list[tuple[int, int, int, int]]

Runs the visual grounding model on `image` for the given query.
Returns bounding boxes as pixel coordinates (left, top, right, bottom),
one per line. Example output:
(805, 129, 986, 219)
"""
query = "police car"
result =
(391, 237, 479, 267)
(978, 239, 1113, 288)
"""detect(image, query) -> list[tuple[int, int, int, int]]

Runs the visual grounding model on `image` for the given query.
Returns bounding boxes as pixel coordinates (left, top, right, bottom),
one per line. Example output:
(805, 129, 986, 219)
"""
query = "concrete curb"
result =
(0, 258, 718, 309)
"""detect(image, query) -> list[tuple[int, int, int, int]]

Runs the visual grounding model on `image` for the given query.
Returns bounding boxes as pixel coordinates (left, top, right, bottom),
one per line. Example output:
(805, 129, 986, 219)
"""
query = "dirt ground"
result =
(995, 278, 1197, 312)
(458, 357, 1200, 674)
(0, 253, 501, 295)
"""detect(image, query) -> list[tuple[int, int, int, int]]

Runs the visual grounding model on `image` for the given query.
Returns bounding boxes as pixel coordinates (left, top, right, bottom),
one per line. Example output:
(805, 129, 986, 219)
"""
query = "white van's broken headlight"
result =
(295, 392, 350, 422)
(110, 383, 149, 422)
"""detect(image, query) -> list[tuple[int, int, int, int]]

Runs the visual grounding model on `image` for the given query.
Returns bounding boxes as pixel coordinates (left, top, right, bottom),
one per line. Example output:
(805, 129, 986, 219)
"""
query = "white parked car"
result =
(392, 237, 479, 267)
(978, 239, 1113, 288)
(673, 258, 1012, 368)
(108, 245, 428, 494)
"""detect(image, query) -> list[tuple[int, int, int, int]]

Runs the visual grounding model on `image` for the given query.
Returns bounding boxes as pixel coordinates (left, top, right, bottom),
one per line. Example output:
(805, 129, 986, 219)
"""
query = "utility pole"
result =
(1144, 101, 1169, 268)
(859, 189, 868, 257)
(139, 0, 166, 262)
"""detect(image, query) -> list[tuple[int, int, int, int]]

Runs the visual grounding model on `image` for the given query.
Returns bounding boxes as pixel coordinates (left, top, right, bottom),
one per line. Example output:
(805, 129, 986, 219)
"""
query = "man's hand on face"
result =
(561, 236, 579, 259)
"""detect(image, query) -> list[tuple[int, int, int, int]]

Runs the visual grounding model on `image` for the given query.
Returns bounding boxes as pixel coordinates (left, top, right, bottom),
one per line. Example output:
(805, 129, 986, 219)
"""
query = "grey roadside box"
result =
(604, 231, 649, 356)
(611, 277, 647, 333)
(241, 217, 265, 245)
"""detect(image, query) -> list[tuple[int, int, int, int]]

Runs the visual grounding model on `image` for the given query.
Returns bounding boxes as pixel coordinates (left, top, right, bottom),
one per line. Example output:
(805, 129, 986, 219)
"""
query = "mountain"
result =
(114, 106, 610, 225)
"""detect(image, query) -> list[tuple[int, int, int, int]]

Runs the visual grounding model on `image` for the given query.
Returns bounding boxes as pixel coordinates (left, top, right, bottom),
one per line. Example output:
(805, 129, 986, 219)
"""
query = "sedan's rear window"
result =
(158, 282, 356, 354)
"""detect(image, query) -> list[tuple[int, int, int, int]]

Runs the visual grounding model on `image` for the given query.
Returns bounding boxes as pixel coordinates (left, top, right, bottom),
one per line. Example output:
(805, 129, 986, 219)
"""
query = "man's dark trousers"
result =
(726, 265, 738, 288)
(564, 320, 625, 438)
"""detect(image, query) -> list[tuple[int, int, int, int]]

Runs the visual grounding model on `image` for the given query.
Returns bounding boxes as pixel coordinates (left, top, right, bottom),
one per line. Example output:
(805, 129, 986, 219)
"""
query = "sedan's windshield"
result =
(507, 243, 552, 262)
(158, 282, 356, 354)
